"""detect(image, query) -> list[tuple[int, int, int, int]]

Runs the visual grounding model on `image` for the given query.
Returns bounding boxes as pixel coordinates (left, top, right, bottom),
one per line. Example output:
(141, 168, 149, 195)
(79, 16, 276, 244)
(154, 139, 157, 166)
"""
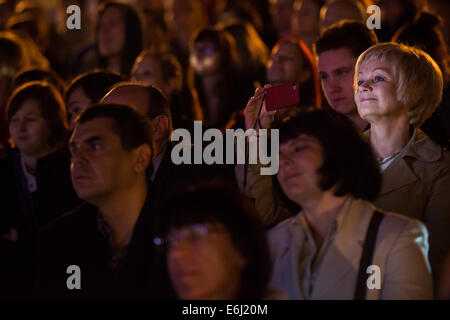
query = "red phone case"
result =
(265, 83, 300, 111)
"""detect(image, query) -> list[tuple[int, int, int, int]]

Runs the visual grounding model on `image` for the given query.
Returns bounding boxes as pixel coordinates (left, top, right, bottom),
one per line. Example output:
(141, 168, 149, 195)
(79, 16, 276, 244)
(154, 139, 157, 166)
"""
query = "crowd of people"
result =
(0, 0, 449, 300)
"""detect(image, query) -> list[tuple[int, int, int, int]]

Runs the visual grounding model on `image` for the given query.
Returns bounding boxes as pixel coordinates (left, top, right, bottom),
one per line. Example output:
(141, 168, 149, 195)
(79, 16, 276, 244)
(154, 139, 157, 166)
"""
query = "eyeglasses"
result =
(153, 223, 226, 250)
(193, 45, 216, 57)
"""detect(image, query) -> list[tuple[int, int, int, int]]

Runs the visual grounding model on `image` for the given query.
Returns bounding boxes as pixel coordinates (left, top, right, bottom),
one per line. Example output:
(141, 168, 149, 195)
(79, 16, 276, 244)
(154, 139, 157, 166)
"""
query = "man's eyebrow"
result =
(69, 135, 103, 148)
(332, 66, 353, 73)
(84, 136, 103, 144)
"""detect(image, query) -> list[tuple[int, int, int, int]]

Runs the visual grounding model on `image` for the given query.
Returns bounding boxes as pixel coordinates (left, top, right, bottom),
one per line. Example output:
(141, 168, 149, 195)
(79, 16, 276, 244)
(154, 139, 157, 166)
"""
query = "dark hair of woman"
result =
(160, 181, 272, 299)
(96, 1, 143, 76)
(271, 109, 382, 215)
(6, 81, 69, 149)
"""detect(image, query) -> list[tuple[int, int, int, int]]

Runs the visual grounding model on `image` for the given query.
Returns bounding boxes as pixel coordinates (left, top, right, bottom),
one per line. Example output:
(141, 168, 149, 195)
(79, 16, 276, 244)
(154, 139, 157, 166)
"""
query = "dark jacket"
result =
(0, 148, 80, 241)
(34, 196, 174, 299)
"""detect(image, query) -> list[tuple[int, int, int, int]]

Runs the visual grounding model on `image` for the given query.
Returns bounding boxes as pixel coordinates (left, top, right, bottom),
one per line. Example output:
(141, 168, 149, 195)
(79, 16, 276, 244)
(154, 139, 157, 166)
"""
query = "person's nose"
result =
(329, 75, 341, 93)
(358, 79, 372, 92)
(169, 240, 193, 261)
(70, 145, 88, 167)
(19, 119, 27, 132)
(279, 154, 293, 169)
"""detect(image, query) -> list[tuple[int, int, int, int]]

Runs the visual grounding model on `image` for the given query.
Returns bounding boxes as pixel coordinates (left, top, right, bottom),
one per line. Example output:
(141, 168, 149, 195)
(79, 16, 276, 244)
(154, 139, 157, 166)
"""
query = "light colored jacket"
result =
(268, 198, 433, 300)
(370, 129, 450, 279)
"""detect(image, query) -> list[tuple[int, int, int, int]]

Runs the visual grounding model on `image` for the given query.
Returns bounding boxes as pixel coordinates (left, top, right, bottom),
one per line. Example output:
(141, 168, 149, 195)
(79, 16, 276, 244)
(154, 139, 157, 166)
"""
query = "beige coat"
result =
(370, 129, 450, 280)
(268, 198, 433, 299)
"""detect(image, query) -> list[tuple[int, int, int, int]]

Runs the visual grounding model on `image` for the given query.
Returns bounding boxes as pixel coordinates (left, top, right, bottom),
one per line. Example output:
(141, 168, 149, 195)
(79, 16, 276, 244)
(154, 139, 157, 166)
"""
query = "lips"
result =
(72, 173, 92, 182)
(283, 172, 301, 182)
(331, 97, 346, 104)
(360, 97, 377, 102)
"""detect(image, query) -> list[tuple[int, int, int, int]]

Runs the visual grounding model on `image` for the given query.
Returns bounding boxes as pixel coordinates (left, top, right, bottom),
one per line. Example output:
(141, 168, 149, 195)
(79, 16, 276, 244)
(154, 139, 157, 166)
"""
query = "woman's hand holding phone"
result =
(244, 84, 275, 131)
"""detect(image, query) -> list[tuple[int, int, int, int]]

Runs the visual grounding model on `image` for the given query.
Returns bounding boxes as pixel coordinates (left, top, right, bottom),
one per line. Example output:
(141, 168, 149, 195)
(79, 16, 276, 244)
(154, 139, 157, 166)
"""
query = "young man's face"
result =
(69, 117, 140, 205)
(318, 47, 358, 116)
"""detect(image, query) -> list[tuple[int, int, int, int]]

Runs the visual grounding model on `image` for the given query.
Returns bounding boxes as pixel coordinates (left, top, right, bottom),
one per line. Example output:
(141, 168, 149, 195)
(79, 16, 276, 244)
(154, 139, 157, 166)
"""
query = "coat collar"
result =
(365, 128, 443, 196)
(311, 198, 373, 298)
(284, 198, 373, 299)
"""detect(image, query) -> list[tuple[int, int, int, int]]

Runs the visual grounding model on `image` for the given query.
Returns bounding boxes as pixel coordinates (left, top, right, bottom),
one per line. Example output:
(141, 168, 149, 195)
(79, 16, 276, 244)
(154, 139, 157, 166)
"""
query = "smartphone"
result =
(265, 82, 300, 111)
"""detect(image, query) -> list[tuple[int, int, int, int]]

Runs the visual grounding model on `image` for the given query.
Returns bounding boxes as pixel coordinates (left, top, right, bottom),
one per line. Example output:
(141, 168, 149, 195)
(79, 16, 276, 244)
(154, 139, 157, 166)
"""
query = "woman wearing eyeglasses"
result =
(157, 183, 280, 300)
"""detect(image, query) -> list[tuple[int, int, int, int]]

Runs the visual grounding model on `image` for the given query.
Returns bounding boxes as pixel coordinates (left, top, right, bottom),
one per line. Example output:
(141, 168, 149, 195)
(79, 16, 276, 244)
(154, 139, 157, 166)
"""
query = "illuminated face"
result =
(270, 0, 294, 35)
(267, 42, 305, 86)
(318, 48, 358, 115)
(291, 0, 321, 35)
(190, 41, 220, 76)
(98, 6, 126, 58)
(167, 223, 246, 300)
(69, 117, 139, 205)
(277, 134, 324, 205)
(355, 59, 403, 124)
(67, 86, 92, 130)
(9, 99, 52, 157)
(168, 0, 209, 50)
(131, 55, 169, 95)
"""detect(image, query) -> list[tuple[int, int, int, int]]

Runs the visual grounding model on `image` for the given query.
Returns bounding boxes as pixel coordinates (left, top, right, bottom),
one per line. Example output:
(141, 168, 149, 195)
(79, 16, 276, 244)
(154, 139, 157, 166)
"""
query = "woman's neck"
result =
(370, 116, 411, 158)
(299, 192, 350, 248)
(107, 56, 122, 73)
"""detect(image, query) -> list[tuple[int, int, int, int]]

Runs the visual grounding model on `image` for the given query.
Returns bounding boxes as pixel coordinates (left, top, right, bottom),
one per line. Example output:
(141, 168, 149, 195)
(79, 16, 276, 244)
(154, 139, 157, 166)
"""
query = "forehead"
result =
(102, 87, 150, 114)
(71, 117, 117, 142)
(138, 55, 160, 69)
(357, 58, 394, 75)
(318, 48, 356, 70)
(68, 86, 90, 102)
(101, 6, 123, 20)
(15, 98, 41, 114)
(273, 42, 301, 56)
(280, 134, 320, 149)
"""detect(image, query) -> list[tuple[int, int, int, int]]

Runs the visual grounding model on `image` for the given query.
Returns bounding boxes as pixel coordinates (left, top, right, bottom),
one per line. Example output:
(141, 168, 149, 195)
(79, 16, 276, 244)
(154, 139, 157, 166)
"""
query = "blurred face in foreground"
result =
(167, 222, 247, 300)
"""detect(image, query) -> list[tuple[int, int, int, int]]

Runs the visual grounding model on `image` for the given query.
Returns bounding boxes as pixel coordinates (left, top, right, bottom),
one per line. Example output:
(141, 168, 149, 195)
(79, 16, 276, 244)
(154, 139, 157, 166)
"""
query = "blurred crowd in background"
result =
(0, 0, 449, 300)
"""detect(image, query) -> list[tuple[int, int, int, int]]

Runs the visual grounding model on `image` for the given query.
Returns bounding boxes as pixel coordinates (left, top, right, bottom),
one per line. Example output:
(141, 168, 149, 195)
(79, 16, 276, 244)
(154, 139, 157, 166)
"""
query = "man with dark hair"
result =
(100, 82, 228, 229)
(101, 82, 173, 181)
(313, 20, 378, 130)
(35, 103, 173, 299)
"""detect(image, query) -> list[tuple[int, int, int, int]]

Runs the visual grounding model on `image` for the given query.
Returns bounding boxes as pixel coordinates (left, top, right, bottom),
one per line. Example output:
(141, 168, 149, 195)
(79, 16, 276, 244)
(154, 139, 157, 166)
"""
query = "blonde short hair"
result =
(355, 42, 443, 127)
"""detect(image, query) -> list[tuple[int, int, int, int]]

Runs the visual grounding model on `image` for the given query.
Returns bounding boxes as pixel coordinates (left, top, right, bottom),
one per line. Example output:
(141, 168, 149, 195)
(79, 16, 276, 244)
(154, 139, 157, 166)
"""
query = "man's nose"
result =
(70, 147, 88, 166)
(329, 75, 341, 92)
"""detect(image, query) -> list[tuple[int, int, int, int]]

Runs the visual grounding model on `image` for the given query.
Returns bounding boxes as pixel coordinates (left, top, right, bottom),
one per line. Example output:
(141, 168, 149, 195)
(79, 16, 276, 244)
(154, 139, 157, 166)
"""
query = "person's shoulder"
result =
(408, 129, 450, 174)
(39, 202, 96, 240)
(376, 207, 427, 238)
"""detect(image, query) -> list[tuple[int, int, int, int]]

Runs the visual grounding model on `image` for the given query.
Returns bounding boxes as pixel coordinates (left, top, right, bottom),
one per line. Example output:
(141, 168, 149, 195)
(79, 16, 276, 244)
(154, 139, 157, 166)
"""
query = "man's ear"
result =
(133, 144, 152, 174)
(151, 115, 169, 140)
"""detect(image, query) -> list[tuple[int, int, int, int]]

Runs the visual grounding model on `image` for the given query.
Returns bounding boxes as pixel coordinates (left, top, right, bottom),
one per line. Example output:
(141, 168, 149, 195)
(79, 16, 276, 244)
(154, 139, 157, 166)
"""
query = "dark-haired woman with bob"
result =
(268, 109, 432, 299)
(157, 182, 282, 300)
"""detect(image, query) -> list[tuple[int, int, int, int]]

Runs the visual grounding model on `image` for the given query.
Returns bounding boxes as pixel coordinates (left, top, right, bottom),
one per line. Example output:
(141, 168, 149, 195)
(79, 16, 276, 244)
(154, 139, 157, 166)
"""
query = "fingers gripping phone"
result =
(264, 82, 300, 111)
